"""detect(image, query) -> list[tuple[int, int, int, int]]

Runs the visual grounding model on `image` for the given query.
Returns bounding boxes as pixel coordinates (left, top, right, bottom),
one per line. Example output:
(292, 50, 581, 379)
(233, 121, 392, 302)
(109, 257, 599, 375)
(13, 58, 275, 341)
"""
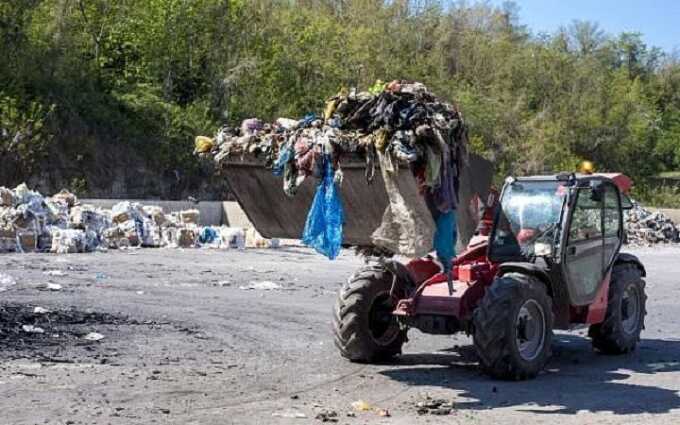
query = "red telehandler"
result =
(333, 172, 647, 380)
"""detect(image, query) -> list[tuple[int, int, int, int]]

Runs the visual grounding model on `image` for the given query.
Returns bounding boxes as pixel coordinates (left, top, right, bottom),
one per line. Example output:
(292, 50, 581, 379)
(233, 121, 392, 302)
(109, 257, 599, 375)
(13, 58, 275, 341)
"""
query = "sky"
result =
(491, 0, 680, 53)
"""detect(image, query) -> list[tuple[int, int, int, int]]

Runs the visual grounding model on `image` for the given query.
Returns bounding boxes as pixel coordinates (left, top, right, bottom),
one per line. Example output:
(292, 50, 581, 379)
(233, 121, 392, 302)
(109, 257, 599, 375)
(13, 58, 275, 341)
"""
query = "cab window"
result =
(603, 184, 621, 238)
(569, 188, 603, 242)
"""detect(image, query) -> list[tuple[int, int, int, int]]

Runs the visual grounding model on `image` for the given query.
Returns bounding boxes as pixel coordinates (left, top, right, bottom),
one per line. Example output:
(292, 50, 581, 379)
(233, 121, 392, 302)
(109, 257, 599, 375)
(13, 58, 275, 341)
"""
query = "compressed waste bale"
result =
(198, 226, 219, 245)
(111, 201, 144, 224)
(0, 224, 17, 253)
(161, 226, 178, 248)
(52, 189, 78, 207)
(45, 199, 70, 227)
(140, 219, 162, 247)
(37, 226, 57, 252)
(176, 226, 198, 248)
(119, 219, 141, 246)
(103, 226, 128, 249)
(69, 204, 111, 237)
(0, 187, 14, 207)
(0, 183, 269, 254)
(180, 209, 200, 225)
(12, 206, 40, 231)
(220, 227, 246, 249)
(17, 230, 37, 252)
(50, 229, 87, 254)
(245, 228, 277, 249)
(13, 183, 43, 206)
(143, 205, 166, 226)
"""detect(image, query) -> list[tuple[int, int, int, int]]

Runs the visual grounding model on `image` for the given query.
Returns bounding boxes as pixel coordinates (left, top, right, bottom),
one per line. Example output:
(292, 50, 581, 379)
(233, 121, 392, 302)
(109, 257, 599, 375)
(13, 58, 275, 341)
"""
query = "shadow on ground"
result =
(380, 334, 680, 415)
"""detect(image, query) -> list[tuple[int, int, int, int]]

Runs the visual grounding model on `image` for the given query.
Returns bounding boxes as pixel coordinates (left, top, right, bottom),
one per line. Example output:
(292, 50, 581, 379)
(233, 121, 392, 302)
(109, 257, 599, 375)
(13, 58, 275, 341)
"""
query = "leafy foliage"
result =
(1, 0, 680, 195)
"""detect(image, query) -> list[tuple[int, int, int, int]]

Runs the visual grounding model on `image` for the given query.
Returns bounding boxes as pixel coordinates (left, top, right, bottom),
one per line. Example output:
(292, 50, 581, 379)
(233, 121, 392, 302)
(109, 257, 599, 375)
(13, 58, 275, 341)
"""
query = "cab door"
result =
(602, 183, 623, 273)
(562, 186, 605, 305)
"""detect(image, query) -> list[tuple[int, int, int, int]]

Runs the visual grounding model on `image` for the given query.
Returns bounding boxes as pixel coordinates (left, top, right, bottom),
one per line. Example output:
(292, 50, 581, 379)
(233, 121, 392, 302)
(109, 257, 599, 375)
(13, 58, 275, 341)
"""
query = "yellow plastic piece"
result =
(194, 136, 215, 153)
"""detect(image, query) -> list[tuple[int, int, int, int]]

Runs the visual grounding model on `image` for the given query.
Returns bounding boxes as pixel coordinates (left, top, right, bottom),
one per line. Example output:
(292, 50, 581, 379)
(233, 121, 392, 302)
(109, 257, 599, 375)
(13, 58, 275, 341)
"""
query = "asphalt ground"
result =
(0, 246, 679, 424)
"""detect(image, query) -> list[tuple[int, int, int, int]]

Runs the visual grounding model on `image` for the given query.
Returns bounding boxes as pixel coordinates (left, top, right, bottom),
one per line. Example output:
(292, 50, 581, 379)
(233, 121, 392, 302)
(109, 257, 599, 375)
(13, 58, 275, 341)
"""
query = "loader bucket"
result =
(220, 153, 493, 250)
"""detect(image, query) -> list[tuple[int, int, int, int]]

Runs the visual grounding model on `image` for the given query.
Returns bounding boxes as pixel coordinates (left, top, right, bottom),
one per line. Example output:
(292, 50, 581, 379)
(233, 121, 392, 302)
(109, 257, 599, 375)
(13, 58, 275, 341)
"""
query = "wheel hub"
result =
(622, 284, 641, 334)
(515, 299, 546, 361)
(369, 292, 400, 345)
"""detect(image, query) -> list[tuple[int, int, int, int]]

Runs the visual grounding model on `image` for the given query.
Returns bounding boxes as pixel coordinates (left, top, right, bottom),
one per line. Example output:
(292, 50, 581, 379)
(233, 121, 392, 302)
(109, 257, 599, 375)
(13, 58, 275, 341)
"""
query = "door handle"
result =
(567, 246, 577, 256)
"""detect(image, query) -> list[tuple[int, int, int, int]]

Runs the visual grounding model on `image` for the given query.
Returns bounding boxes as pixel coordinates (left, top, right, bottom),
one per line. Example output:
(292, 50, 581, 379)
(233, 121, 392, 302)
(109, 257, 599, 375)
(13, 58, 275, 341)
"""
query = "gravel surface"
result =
(1, 246, 679, 424)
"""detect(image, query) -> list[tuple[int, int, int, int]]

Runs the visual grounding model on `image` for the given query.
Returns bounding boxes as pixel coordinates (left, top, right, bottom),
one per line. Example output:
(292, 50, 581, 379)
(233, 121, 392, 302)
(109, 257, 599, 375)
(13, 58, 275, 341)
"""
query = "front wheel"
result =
(473, 273, 553, 380)
(589, 264, 647, 354)
(333, 265, 407, 362)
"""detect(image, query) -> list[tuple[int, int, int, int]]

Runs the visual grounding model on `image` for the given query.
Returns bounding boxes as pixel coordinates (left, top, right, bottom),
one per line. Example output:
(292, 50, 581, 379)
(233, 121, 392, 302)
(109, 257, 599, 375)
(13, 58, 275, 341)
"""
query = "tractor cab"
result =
(489, 173, 633, 307)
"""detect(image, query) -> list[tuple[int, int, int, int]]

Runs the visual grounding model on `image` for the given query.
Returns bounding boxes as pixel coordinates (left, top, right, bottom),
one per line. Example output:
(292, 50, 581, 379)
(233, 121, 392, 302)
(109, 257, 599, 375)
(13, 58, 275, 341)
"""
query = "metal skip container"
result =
(220, 153, 493, 250)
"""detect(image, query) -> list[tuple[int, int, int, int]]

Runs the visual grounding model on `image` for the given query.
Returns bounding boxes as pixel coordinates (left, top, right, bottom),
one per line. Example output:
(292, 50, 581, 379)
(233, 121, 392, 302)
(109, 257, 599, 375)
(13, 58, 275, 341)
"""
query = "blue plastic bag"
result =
(199, 227, 218, 244)
(433, 210, 457, 271)
(298, 113, 317, 128)
(302, 155, 344, 259)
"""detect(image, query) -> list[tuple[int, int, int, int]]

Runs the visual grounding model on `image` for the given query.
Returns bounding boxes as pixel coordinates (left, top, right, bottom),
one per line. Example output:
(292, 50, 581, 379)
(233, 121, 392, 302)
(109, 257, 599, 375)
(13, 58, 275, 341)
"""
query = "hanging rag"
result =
(430, 129, 458, 213)
(432, 210, 457, 272)
(272, 143, 294, 176)
(424, 144, 442, 188)
(301, 155, 344, 260)
(371, 150, 435, 257)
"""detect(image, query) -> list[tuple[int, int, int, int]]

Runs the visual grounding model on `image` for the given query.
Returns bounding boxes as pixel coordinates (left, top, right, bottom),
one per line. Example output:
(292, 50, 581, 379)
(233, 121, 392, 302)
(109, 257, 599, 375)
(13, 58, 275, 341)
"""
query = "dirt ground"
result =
(1, 246, 679, 425)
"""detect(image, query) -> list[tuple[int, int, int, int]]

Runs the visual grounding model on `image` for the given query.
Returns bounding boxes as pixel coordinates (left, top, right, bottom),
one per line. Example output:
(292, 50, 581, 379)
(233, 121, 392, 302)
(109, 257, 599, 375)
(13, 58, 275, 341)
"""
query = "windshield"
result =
(490, 180, 567, 260)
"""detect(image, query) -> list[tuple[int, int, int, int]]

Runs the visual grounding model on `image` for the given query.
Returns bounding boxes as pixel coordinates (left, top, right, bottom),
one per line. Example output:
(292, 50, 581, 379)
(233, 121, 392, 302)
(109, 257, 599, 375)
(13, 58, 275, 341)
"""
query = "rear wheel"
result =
(473, 273, 553, 380)
(589, 264, 646, 354)
(333, 265, 407, 362)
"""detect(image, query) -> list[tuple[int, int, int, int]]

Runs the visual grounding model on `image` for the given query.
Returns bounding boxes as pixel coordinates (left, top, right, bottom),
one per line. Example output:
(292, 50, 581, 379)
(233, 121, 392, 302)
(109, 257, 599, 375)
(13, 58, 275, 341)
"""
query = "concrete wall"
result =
(81, 199, 253, 228)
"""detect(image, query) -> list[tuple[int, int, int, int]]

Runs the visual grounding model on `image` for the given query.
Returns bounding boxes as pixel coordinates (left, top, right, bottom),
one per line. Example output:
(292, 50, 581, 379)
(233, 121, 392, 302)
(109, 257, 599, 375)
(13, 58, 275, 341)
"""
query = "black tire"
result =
(333, 265, 407, 362)
(473, 273, 553, 380)
(589, 264, 647, 354)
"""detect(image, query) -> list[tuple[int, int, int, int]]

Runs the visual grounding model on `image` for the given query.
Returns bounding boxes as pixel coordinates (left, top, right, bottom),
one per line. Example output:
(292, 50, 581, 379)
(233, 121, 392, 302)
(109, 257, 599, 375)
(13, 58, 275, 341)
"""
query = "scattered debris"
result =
(415, 397, 455, 416)
(22, 325, 45, 334)
(377, 409, 390, 417)
(351, 400, 372, 412)
(271, 410, 307, 419)
(45, 283, 63, 291)
(43, 270, 67, 277)
(0, 272, 16, 292)
(245, 228, 279, 249)
(626, 203, 680, 245)
(33, 307, 50, 314)
(239, 281, 282, 291)
(83, 332, 105, 341)
(315, 410, 339, 422)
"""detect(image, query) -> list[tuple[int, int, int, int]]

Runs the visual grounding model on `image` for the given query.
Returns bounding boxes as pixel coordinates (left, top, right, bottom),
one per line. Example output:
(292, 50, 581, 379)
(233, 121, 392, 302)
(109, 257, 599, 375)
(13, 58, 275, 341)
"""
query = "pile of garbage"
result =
(625, 202, 680, 245)
(197, 80, 467, 263)
(0, 183, 253, 254)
